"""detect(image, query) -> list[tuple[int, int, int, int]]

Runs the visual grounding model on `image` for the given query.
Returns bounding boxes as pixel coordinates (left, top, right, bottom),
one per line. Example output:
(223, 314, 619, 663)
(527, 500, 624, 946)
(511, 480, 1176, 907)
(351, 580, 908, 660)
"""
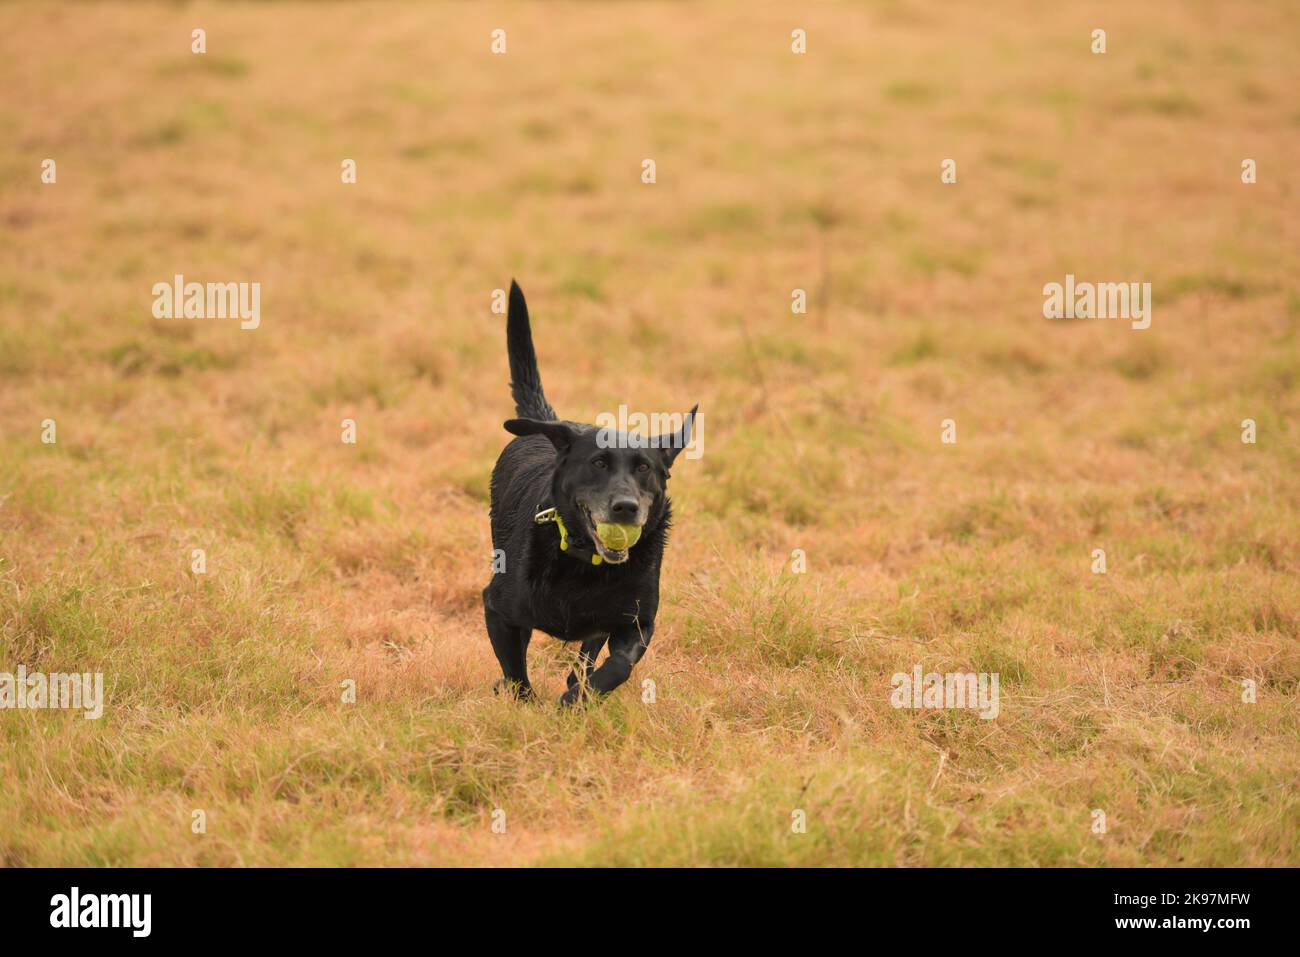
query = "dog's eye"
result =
(592, 458, 607, 469)
(636, 462, 650, 473)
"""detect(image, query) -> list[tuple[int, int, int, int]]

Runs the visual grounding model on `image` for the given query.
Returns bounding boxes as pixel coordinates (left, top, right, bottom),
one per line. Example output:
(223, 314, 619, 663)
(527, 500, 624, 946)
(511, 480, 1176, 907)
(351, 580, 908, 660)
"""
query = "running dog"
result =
(482, 281, 696, 705)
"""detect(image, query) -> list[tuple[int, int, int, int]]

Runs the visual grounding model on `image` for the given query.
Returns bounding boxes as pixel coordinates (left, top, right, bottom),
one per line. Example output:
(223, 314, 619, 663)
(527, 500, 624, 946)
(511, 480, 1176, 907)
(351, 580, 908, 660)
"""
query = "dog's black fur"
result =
(483, 281, 696, 706)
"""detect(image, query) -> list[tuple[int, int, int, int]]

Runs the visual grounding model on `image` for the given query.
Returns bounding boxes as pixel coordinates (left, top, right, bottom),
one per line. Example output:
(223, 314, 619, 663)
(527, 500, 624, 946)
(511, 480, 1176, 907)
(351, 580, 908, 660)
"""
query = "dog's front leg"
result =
(559, 622, 652, 706)
(485, 604, 534, 701)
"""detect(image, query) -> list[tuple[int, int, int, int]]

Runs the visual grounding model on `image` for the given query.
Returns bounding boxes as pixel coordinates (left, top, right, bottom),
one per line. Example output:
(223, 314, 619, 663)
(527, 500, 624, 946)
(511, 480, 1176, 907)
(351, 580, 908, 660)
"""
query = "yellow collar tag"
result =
(534, 507, 602, 565)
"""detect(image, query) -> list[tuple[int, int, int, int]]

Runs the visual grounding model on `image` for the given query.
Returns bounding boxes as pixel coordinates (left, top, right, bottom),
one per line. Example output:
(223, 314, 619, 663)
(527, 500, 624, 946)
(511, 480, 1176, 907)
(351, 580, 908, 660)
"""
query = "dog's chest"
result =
(528, 572, 654, 640)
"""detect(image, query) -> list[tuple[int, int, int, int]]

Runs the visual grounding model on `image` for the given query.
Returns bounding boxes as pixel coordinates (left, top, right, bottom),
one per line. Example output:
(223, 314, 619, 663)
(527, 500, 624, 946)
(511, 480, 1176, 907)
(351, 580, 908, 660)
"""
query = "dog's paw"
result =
(494, 678, 534, 701)
(559, 685, 604, 708)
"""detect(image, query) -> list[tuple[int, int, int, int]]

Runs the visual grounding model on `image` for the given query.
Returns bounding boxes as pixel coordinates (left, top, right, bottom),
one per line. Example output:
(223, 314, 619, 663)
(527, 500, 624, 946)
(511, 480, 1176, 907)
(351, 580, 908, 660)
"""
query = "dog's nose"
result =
(610, 498, 639, 521)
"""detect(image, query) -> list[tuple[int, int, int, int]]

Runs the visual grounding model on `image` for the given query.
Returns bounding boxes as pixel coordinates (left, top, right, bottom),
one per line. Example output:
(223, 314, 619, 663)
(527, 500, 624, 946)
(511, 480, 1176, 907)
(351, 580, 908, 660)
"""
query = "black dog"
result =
(483, 281, 696, 706)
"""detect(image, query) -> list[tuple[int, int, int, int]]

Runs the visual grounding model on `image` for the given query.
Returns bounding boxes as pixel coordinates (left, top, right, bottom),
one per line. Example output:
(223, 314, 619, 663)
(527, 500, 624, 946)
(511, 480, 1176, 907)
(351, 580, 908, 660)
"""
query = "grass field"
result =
(1, 1, 1298, 866)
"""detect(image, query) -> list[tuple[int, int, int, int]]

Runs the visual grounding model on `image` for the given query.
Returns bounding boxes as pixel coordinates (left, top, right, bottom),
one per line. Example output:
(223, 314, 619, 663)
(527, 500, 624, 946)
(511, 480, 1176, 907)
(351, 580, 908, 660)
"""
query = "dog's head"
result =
(504, 406, 698, 564)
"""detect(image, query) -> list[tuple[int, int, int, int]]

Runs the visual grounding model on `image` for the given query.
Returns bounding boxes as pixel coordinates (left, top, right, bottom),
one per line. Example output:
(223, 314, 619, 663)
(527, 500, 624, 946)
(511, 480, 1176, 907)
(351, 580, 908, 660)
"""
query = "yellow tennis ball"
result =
(596, 523, 642, 551)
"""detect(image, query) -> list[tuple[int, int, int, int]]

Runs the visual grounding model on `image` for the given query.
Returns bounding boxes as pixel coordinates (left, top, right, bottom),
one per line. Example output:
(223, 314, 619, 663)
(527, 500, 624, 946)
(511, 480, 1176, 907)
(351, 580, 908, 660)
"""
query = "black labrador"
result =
(483, 281, 696, 706)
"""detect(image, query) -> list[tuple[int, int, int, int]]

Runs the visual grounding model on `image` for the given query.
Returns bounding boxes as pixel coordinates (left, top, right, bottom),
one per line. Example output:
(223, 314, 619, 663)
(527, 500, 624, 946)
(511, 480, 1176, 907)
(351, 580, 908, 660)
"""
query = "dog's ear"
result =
(504, 418, 578, 452)
(657, 404, 699, 470)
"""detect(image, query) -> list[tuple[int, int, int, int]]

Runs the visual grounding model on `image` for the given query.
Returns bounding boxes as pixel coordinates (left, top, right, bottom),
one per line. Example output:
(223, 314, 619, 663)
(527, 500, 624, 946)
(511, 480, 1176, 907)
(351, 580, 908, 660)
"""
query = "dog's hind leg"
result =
(565, 633, 608, 693)
(486, 605, 534, 700)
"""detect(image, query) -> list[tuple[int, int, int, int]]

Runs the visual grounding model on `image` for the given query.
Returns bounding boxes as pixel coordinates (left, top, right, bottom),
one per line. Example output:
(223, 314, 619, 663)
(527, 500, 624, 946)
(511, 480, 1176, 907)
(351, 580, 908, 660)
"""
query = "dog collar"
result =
(534, 505, 603, 565)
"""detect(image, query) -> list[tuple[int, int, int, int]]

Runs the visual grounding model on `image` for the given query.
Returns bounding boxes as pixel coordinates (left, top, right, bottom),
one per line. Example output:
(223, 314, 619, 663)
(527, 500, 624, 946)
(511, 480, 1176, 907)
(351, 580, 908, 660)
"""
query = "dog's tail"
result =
(506, 279, 557, 421)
